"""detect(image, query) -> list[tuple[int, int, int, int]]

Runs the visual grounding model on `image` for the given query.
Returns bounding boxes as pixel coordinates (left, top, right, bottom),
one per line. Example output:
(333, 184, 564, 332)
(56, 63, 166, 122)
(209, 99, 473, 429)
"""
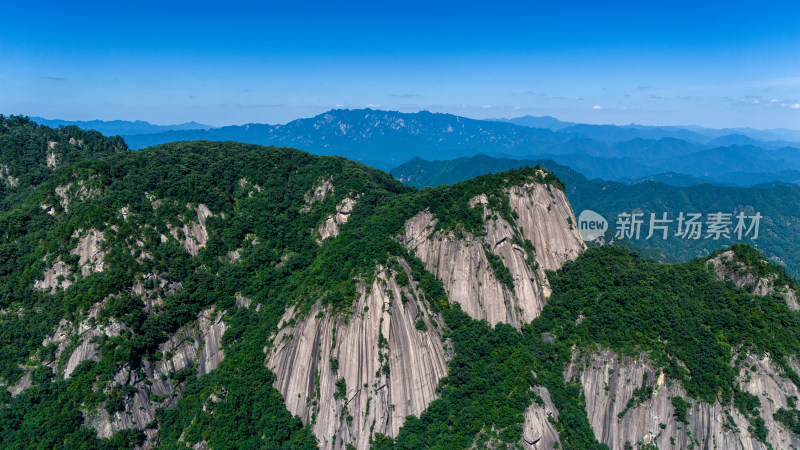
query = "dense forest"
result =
(1, 116, 799, 448)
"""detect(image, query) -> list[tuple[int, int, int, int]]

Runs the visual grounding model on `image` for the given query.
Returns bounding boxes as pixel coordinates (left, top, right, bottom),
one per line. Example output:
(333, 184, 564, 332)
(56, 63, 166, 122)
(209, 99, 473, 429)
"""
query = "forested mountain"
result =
(2, 117, 800, 449)
(392, 154, 800, 277)
(497, 115, 800, 147)
(30, 117, 213, 137)
(112, 109, 800, 187)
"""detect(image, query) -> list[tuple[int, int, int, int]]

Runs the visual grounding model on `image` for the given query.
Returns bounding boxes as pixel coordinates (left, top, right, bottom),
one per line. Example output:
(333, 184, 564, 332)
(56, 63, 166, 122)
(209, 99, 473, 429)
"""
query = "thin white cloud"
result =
(791, 103, 800, 109)
(592, 105, 603, 110)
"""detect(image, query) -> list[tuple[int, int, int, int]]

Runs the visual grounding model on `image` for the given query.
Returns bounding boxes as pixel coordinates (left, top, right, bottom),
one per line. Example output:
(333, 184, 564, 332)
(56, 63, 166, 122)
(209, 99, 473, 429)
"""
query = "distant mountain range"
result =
(29, 117, 213, 136)
(494, 115, 800, 146)
(391, 153, 800, 276)
(30, 109, 800, 187)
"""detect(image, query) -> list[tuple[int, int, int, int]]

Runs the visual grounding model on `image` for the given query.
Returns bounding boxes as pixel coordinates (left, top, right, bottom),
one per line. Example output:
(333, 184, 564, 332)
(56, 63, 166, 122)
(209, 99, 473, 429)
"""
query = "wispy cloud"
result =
(41, 76, 66, 81)
(592, 105, 603, 110)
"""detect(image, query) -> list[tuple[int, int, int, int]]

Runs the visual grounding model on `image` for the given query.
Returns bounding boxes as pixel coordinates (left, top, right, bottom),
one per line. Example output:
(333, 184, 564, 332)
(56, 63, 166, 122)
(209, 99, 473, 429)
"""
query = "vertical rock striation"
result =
(563, 348, 800, 449)
(266, 261, 450, 449)
(402, 182, 585, 327)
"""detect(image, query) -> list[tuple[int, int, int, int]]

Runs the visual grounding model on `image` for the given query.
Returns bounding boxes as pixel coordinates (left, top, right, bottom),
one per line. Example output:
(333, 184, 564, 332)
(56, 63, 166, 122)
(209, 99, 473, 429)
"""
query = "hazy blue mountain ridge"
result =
(391, 154, 800, 277)
(33, 109, 800, 186)
(30, 117, 213, 136)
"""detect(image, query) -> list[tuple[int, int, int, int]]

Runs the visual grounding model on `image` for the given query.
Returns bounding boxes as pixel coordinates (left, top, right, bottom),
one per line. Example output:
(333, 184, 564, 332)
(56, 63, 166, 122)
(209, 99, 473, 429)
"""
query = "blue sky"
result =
(1, 0, 799, 129)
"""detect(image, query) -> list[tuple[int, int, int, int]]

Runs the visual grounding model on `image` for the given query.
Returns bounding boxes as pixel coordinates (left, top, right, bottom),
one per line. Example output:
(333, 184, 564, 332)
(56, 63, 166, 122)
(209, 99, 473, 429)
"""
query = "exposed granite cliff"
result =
(267, 260, 450, 449)
(562, 348, 800, 449)
(34, 229, 108, 292)
(317, 196, 358, 242)
(520, 386, 561, 449)
(0, 163, 18, 187)
(169, 204, 214, 256)
(402, 182, 585, 327)
(85, 308, 226, 444)
(708, 250, 800, 310)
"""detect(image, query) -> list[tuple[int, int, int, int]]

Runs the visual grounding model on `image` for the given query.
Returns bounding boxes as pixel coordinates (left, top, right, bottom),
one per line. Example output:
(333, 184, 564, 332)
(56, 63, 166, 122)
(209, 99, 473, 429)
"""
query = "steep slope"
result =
(392, 153, 800, 278)
(402, 181, 584, 327)
(707, 244, 800, 310)
(1, 122, 591, 448)
(267, 261, 449, 449)
(529, 245, 800, 449)
(563, 348, 800, 449)
(3, 118, 800, 450)
(0, 134, 416, 448)
(0, 115, 127, 210)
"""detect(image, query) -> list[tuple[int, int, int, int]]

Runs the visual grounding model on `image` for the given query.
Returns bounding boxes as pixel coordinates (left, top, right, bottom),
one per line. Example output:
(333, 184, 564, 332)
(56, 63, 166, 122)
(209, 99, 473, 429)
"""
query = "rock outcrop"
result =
(0, 164, 18, 187)
(301, 176, 335, 212)
(317, 196, 358, 242)
(34, 229, 108, 292)
(267, 260, 450, 449)
(402, 182, 585, 327)
(46, 146, 58, 168)
(736, 352, 800, 449)
(85, 308, 226, 442)
(34, 259, 72, 291)
(73, 229, 107, 277)
(708, 250, 800, 310)
(520, 386, 561, 449)
(54, 179, 97, 213)
(169, 204, 214, 256)
(39, 300, 127, 379)
(507, 183, 585, 272)
(562, 348, 800, 449)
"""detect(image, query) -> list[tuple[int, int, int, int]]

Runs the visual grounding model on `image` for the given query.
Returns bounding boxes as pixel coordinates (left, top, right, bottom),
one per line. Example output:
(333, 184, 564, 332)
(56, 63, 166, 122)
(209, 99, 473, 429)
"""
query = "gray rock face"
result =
(736, 353, 800, 449)
(37, 300, 126, 379)
(562, 348, 800, 449)
(73, 229, 107, 277)
(34, 259, 72, 291)
(267, 261, 450, 449)
(55, 179, 96, 213)
(507, 183, 585, 273)
(317, 196, 358, 242)
(34, 229, 108, 292)
(0, 164, 18, 187)
(46, 148, 58, 168)
(403, 182, 585, 326)
(25, 301, 227, 446)
(131, 272, 181, 314)
(169, 204, 214, 256)
(7, 371, 32, 397)
(708, 250, 800, 310)
(301, 176, 335, 213)
(85, 308, 226, 442)
(520, 386, 560, 449)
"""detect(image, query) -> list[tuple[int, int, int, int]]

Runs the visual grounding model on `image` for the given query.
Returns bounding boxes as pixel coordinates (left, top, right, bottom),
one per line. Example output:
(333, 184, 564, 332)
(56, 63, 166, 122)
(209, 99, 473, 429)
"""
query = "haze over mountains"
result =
(44, 109, 800, 187)
(3, 116, 800, 449)
(30, 117, 213, 137)
(392, 154, 800, 277)
(26, 110, 800, 275)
